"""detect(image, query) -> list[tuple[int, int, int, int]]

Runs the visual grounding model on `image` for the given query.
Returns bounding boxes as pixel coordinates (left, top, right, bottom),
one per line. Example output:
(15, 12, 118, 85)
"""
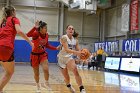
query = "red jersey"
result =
(0, 17, 20, 49)
(27, 27, 57, 53)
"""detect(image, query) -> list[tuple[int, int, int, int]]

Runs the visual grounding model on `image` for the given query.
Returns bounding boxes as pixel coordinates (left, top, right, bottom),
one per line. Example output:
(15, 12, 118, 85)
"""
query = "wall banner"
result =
(130, 0, 139, 31)
(121, 4, 130, 32)
(94, 41, 119, 52)
(122, 39, 140, 52)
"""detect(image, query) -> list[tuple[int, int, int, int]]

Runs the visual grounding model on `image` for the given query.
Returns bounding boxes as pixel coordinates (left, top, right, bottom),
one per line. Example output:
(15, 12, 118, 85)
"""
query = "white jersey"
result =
(58, 35, 76, 58)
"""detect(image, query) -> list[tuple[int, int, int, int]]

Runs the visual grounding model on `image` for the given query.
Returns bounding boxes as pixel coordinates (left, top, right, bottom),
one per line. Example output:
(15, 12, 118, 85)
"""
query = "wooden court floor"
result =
(0, 63, 139, 93)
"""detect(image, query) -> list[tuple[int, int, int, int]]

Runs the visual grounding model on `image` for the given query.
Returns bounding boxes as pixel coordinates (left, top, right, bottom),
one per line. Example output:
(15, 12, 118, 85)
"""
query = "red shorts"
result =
(30, 52, 48, 68)
(0, 46, 14, 62)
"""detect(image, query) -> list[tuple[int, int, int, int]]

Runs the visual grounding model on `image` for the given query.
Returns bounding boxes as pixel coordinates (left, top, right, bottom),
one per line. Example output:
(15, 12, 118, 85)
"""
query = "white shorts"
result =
(58, 56, 74, 69)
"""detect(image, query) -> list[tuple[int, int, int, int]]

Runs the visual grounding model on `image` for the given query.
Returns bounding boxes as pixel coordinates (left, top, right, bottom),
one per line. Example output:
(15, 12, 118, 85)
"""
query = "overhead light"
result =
(69, 1, 80, 8)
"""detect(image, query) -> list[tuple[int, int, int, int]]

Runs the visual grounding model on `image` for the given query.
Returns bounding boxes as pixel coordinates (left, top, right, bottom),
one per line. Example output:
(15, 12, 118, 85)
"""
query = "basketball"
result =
(80, 48, 90, 61)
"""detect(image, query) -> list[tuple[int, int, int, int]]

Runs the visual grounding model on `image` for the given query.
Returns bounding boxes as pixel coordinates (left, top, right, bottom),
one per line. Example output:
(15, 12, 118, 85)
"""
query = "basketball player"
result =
(0, 6, 33, 93)
(27, 21, 60, 92)
(57, 25, 86, 93)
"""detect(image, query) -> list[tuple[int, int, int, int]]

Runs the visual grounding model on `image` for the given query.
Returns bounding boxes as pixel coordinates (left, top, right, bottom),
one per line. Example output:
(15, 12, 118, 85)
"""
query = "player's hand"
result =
(35, 20, 39, 28)
(74, 51, 84, 57)
(56, 45, 62, 50)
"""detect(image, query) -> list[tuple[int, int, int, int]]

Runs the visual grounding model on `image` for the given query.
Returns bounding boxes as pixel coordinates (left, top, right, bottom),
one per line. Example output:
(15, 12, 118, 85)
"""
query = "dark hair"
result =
(38, 21, 47, 31)
(2, 5, 15, 17)
(73, 30, 79, 38)
(66, 25, 70, 29)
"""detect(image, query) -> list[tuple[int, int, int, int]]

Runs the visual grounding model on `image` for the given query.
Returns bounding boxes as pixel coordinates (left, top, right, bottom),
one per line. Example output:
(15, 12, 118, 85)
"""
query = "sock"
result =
(67, 84, 71, 88)
(79, 85, 84, 91)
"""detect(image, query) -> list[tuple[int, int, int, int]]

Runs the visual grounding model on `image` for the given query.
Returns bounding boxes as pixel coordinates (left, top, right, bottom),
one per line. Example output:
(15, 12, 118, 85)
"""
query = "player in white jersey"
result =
(57, 25, 86, 93)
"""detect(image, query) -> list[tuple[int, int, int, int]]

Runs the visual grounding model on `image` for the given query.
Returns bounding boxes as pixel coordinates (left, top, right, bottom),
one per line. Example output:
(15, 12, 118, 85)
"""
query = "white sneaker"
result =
(80, 89, 86, 93)
(44, 81, 52, 91)
(36, 88, 41, 93)
(36, 83, 41, 93)
(68, 86, 75, 93)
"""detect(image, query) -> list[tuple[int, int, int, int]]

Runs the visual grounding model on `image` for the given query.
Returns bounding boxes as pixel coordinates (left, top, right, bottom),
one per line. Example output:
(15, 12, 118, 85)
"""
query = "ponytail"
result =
(38, 21, 47, 31)
(2, 5, 15, 18)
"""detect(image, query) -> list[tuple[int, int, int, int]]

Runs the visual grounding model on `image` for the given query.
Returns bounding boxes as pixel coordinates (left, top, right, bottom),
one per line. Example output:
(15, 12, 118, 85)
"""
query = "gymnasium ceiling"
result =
(0, 0, 129, 11)
(0, 0, 59, 8)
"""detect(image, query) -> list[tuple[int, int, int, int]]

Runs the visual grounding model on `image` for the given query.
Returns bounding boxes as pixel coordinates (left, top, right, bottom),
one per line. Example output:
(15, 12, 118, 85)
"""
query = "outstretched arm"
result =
(15, 24, 33, 47)
(46, 42, 57, 50)
(27, 20, 39, 37)
(26, 27, 36, 37)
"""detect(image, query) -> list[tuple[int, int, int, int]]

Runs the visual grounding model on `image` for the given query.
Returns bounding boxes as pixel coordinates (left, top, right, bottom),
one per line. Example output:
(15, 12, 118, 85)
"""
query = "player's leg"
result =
(67, 59, 86, 93)
(40, 59, 50, 88)
(60, 67, 75, 93)
(31, 54, 40, 92)
(0, 46, 14, 92)
(0, 61, 14, 91)
(32, 67, 41, 92)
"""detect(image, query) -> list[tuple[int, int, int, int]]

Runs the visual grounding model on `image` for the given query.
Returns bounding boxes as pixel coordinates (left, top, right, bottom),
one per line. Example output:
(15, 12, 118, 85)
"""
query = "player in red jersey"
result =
(27, 21, 59, 92)
(0, 6, 33, 93)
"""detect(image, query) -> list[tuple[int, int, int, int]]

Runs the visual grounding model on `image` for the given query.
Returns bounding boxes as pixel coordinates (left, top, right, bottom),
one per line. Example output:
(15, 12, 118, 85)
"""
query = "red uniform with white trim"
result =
(27, 27, 57, 67)
(0, 17, 20, 61)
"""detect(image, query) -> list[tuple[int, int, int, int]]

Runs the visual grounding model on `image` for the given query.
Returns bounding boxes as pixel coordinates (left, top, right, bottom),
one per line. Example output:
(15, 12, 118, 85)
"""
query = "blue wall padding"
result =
(46, 41, 60, 63)
(14, 40, 60, 63)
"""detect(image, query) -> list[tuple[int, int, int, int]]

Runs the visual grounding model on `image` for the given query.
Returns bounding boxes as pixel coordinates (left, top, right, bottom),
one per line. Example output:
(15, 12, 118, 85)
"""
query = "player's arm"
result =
(46, 42, 57, 50)
(26, 27, 37, 37)
(46, 43, 61, 50)
(0, 19, 2, 26)
(61, 36, 80, 56)
(56, 44, 62, 50)
(15, 24, 33, 47)
(0, 19, 2, 31)
(45, 33, 57, 50)
(0, 18, 5, 26)
(27, 20, 39, 37)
